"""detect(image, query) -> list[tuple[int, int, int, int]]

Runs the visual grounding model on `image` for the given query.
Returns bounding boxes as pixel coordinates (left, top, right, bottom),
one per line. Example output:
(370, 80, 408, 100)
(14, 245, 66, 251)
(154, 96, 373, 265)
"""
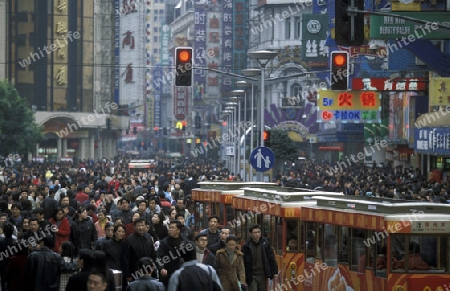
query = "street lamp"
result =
(230, 89, 245, 179)
(248, 50, 277, 182)
(241, 69, 260, 182)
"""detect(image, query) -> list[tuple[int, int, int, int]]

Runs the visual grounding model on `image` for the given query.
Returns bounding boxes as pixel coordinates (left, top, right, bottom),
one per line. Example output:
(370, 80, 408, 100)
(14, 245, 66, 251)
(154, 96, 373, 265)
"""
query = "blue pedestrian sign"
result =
(250, 146, 275, 172)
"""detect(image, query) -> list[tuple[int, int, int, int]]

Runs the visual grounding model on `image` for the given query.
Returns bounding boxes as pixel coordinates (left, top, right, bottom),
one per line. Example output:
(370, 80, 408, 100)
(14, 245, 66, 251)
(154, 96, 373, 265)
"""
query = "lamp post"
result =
(230, 89, 245, 179)
(248, 50, 277, 182)
(241, 69, 260, 181)
(225, 103, 237, 173)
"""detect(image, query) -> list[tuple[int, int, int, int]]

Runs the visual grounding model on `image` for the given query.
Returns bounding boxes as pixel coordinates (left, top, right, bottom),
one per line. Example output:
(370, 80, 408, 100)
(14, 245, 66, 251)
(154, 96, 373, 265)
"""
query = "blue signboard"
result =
(250, 147, 275, 172)
(415, 127, 450, 155)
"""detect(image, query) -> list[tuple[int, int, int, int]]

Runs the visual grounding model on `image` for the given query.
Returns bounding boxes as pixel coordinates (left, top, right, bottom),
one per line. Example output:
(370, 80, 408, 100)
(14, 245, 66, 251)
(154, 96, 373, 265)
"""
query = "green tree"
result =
(269, 129, 298, 161)
(0, 80, 43, 157)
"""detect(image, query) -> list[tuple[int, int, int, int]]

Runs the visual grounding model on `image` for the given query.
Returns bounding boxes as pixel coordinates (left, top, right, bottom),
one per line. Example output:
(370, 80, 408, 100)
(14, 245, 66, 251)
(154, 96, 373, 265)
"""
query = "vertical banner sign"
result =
(302, 14, 328, 63)
(114, 0, 120, 104)
(207, 12, 221, 89)
(194, 5, 206, 104)
(153, 67, 162, 128)
(221, 0, 233, 92)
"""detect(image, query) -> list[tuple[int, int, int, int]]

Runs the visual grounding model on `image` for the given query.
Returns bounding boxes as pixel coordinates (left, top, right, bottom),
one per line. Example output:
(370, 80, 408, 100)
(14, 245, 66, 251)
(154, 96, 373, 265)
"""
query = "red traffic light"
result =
(333, 53, 347, 66)
(263, 130, 270, 141)
(177, 49, 191, 63)
(181, 121, 187, 126)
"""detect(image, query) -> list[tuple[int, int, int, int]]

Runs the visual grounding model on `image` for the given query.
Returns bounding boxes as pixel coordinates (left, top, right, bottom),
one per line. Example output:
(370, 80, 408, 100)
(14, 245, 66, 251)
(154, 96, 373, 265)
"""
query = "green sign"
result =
(370, 12, 450, 39)
(302, 14, 328, 61)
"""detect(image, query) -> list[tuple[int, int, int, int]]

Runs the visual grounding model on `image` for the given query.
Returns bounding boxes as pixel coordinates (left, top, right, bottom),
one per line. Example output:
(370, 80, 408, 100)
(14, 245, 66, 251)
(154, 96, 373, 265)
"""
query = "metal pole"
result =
(243, 93, 247, 181)
(257, 65, 265, 182)
(237, 99, 241, 178)
(250, 85, 254, 182)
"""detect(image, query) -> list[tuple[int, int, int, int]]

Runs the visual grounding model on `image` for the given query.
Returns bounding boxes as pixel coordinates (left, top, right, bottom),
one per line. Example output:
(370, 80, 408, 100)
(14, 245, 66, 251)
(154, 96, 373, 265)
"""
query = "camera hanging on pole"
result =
(334, 0, 364, 46)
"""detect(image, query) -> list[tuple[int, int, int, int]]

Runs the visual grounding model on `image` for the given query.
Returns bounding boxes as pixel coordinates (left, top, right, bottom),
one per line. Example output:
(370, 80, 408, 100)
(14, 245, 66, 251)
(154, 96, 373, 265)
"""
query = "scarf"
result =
(225, 249, 235, 262)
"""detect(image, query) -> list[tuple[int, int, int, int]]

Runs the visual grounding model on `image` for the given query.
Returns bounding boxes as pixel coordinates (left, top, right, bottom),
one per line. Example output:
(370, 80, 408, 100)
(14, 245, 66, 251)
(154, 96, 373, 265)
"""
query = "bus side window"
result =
(338, 226, 349, 264)
(286, 219, 299, 253)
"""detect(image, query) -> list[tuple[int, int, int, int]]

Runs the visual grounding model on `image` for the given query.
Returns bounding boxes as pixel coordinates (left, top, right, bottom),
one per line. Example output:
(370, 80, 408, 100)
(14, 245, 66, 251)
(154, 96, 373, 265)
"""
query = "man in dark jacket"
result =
(122, 217, 156, 284)
(167, 241, 222, 291)
(70, 206, 98, 253)
(157, 220, 190, 287)
(22, 235, 77, 291)
(41, 188, 59, 220)
(242, 224, 278, 291)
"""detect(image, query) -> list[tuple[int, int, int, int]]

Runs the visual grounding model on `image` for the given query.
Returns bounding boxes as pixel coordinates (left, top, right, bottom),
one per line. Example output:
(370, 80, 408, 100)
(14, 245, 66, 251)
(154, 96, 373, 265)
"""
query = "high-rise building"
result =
(7, 0, 128, 160)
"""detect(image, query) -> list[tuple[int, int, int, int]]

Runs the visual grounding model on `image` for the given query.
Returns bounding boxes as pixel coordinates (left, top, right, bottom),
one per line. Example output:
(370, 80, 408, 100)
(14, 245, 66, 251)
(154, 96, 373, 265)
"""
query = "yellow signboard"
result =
(318, 90, 381, 111)
(429, 77, 450, 110)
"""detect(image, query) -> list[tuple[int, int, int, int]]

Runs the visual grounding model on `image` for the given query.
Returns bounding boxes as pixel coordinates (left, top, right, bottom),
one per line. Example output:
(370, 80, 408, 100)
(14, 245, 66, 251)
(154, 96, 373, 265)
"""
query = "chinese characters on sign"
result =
(317, 90, 381, 123)
(352, 78, 426, 91)
(415, 127, 450, 155)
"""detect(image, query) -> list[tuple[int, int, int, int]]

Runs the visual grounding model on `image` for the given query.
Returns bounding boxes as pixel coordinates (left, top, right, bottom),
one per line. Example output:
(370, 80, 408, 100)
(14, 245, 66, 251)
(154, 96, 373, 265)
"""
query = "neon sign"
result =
(318, 90, 381, 123)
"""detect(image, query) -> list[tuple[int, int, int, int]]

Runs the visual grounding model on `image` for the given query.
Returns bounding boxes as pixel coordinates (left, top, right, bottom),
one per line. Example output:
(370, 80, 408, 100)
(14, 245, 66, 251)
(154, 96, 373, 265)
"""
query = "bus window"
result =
(316, 224, 324, 260)
(262, 214, 272, 241)
(286, 220, 299, 253)
(305, 222, 316, 263)
(350, 228, 367, 273)
(276, 217, 283, 255)
(338, 226, 349, 264)
(375, 234, 387, 278)
(234, 211, 242, 242)
(391, 235, 450, 273)
(324, 226, 338, 267)
(225, 205, 234, 225)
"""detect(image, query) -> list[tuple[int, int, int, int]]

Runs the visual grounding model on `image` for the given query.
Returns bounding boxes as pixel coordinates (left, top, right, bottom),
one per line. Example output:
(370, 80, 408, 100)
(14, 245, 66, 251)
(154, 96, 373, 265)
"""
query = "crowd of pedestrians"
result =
(0, 155, 447, 290)
(276, 161, 450, 203)
(0, 156, 279, 291)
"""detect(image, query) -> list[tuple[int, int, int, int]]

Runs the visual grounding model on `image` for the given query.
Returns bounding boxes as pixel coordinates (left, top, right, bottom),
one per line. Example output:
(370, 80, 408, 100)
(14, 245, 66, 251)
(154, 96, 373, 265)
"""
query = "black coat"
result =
(22, 246, 77, 291)
(70, 217, 97, 252)
(157, 235, 190, 286)
(103, 239, 124, 270)
(122, 232, 156, 279)
(242, 238, 278, 285)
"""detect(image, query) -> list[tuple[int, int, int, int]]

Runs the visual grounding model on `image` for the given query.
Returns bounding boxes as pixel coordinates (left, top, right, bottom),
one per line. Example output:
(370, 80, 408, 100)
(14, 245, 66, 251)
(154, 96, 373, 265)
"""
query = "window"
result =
(285, 17, 291, 39)
(294, 17, 301, 39)
(350, 228, 367, 273)
(153, 27, 158, 33)
(338, 226, 349, 263)
(391, 234, 448, 273)
(286, 220, 299, 253)
(291, 84, 302, 99)
(305, 222, 317, 263)
(323, 224, 338, 267)
(153, 36, 159, 42)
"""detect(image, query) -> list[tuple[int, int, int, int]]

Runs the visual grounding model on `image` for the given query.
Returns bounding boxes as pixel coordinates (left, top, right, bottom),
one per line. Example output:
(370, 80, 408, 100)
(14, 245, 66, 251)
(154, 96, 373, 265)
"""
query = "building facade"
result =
(7, 0, 127, 160)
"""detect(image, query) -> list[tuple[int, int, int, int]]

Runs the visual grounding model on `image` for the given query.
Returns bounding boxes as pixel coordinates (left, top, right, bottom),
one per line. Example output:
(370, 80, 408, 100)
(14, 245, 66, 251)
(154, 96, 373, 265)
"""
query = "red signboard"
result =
(352, 78, 426, 91)
(174, 87, 188, 120)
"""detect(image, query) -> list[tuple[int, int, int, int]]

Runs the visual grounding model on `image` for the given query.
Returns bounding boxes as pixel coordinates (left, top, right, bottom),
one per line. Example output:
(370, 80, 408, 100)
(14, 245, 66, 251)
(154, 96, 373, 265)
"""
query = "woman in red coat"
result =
(49, 207, 71, 253)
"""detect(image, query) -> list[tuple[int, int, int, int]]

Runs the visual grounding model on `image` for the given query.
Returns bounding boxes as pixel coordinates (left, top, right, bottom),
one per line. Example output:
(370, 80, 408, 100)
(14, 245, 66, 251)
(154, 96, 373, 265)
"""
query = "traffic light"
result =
(154, 127, 159, 136)
(163, 127, 167, 136)
(330, 51, 349, 90)
(133, 127, 137, 135)
(106, 118, 111, 130)
(181, 121, 187, 132)
(175, 47, 193, 87)
(334, 0, 364, 46)
(263, 130, 271, 147)
(195, 114, 201, 129)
